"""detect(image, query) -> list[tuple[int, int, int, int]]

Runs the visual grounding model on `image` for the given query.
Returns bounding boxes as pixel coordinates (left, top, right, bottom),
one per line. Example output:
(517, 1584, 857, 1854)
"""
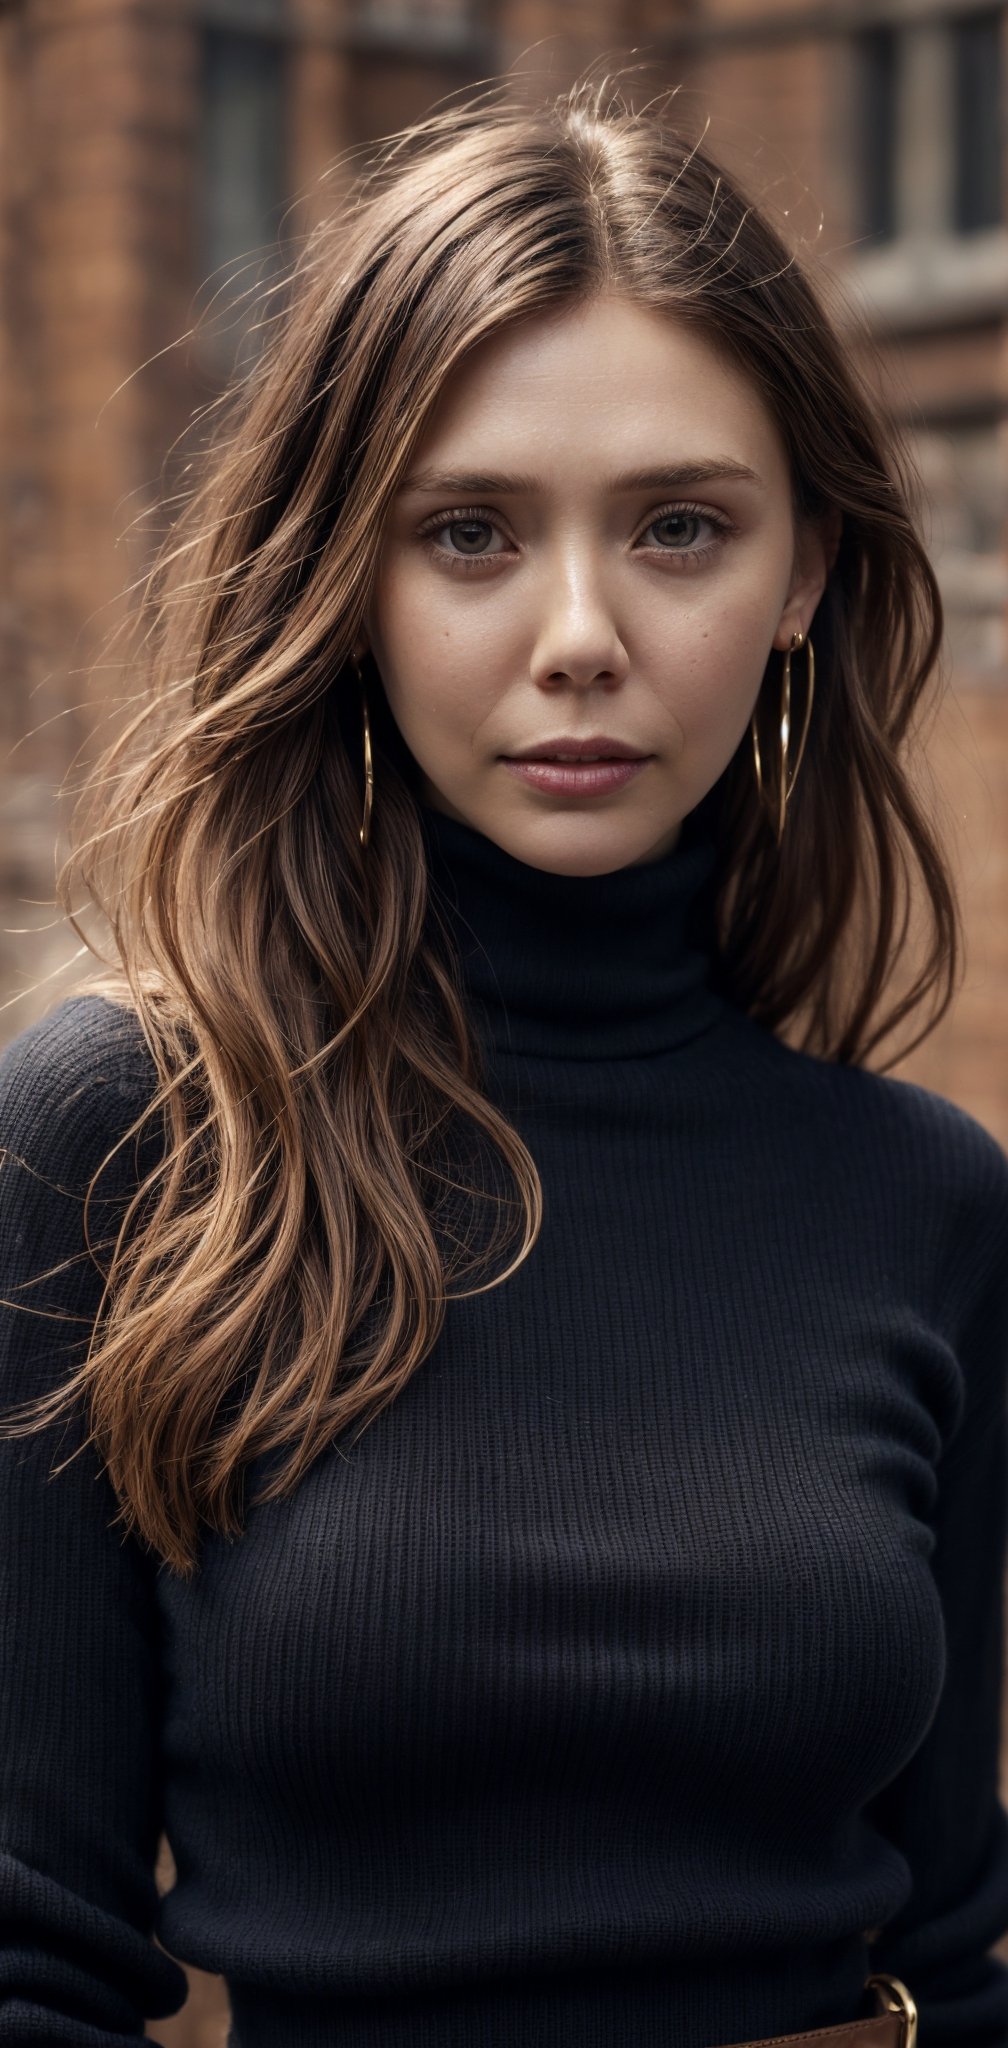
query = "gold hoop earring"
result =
(750, 630, 815, 847)
(352, 656, 373, 848)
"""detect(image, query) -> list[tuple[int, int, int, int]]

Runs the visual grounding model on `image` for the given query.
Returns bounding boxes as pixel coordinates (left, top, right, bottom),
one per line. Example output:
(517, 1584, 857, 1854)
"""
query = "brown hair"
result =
(1, 73, 958, 1574)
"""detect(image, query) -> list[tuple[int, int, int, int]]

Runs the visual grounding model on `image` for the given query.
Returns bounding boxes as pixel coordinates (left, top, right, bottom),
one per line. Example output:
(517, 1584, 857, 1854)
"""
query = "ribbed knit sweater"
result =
(2, 795, 1008, 2048)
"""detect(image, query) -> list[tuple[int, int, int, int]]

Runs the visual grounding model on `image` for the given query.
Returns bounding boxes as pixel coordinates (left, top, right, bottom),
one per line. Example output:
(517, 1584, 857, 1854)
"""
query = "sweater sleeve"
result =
(862, 1119, 1008, 2048)
(0, 999, 188, 2043)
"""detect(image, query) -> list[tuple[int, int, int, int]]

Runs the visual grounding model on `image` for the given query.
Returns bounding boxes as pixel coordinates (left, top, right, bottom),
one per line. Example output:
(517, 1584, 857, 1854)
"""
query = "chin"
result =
(502, 816, 680, 876)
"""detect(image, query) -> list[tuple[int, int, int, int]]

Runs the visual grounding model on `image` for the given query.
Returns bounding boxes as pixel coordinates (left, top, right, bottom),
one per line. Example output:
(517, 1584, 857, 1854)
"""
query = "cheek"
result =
(370, 560, 426, 666)
(373, 558, 461, 669)
(369, 570, 496, 750)
(640, 603, 774, 785)
(663, 590, 779, 725)
(372, 560, 517, 715)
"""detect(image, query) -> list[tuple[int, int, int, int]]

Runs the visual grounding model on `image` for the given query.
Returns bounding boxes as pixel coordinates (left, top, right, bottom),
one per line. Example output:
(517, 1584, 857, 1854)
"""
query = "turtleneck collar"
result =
(417, 798, 727, 1060)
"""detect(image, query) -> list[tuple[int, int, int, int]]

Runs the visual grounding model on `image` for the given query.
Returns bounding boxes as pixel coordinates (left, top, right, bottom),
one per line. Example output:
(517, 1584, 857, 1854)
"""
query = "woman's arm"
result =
(0, 998, 189, 2043)
(863, 1128, 1008, 2046)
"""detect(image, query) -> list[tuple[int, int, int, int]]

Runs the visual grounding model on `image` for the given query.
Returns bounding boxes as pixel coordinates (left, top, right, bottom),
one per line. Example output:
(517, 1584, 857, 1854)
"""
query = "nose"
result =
(529, 553, 630, 693)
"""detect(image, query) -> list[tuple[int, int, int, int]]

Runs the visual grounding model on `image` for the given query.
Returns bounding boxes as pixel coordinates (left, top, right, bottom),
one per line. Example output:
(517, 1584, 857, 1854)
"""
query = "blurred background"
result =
(0, 1, 1005, 2042)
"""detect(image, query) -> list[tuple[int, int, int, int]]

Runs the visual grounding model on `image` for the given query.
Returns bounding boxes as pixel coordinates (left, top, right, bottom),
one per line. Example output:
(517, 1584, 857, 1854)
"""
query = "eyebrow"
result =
(398, 460, 765, 495)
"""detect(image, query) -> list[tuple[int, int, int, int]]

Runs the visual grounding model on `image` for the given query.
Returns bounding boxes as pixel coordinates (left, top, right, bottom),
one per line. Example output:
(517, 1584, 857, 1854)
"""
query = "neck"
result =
(417, 800, 726, 1061)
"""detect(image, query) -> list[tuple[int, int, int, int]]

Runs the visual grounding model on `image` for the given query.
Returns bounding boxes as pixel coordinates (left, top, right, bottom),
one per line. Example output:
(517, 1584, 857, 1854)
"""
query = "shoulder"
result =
(766, 1030, 1008, 1307)
(0, 992, 160, 1192)
(0, 997, 164, 1409)
(731, 1011, 1007, 1195)
(793, 1045, 1006, 1198)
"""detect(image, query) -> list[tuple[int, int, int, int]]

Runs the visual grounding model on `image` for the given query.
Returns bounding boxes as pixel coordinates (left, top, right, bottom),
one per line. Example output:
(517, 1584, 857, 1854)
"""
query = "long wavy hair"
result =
(1, 74, 958, 1574)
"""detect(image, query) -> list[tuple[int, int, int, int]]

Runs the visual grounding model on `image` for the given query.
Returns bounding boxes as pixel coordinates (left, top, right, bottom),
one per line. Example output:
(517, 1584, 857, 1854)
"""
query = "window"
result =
(953, 10, 1003, 232)
(203, 0, 286, 27)
(857, 25, 899, 243)
(351, 0, 478, 48)
(198, 0, 289, 375)
(854, 10, 1004, 244)
(358, 0, 473, 23)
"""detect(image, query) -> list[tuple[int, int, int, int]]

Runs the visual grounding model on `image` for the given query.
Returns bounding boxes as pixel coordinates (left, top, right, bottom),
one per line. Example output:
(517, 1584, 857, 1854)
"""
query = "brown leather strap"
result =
(713, 2016, 903, 2048)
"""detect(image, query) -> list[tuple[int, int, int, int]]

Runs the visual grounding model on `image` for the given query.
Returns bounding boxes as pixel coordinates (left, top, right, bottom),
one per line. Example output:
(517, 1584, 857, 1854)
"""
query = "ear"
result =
(772, 506, 842, 651)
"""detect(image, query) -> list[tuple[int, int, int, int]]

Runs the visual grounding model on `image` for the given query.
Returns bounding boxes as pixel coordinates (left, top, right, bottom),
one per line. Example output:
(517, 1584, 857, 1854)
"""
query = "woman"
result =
(0, 73, 1005, 2048)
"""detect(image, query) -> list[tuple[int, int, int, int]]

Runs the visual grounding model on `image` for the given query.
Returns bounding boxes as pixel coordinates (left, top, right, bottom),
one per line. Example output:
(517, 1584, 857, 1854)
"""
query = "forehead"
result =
(410, 295, 790, 491)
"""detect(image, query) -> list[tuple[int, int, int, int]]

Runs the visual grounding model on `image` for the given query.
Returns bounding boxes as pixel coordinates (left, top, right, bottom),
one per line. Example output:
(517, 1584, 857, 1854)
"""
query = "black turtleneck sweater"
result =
(2, 797, 1008, 2047)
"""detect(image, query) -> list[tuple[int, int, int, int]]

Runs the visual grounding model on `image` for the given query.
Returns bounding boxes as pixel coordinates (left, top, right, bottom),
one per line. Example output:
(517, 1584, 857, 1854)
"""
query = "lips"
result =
(501, 757, 651, 796)
(515, 753, 643, 763)
(505, 743, 649, 763)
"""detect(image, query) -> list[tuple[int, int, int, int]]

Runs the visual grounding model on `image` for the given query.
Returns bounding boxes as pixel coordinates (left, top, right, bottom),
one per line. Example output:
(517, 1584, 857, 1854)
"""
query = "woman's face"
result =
(365, 295, 836, 875)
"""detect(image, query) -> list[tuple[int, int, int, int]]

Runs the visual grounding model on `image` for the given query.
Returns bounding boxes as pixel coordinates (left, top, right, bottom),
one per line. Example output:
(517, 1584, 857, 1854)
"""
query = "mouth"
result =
(500, 757, 652, 796)
(502, 743, 652, 764)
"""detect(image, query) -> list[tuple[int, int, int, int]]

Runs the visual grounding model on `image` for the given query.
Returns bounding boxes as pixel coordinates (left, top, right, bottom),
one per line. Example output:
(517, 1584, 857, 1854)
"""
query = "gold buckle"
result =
(865, 1973, 918, 2047)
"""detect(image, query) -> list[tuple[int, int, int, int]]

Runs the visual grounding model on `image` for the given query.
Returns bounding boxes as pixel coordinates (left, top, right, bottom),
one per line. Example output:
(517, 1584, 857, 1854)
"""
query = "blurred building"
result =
(0, 3, 1005, 2038)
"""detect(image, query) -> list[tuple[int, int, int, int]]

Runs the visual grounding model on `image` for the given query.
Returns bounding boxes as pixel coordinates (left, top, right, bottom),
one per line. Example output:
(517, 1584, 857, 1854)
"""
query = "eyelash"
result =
(415, 501, 734, 574)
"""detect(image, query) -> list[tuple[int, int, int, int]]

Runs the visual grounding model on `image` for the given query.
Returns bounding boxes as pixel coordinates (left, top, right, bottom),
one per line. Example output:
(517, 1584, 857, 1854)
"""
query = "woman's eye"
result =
(420, 512, 510, 563)
(640, 509, 720, 551)
(443, 519, 496, 554)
